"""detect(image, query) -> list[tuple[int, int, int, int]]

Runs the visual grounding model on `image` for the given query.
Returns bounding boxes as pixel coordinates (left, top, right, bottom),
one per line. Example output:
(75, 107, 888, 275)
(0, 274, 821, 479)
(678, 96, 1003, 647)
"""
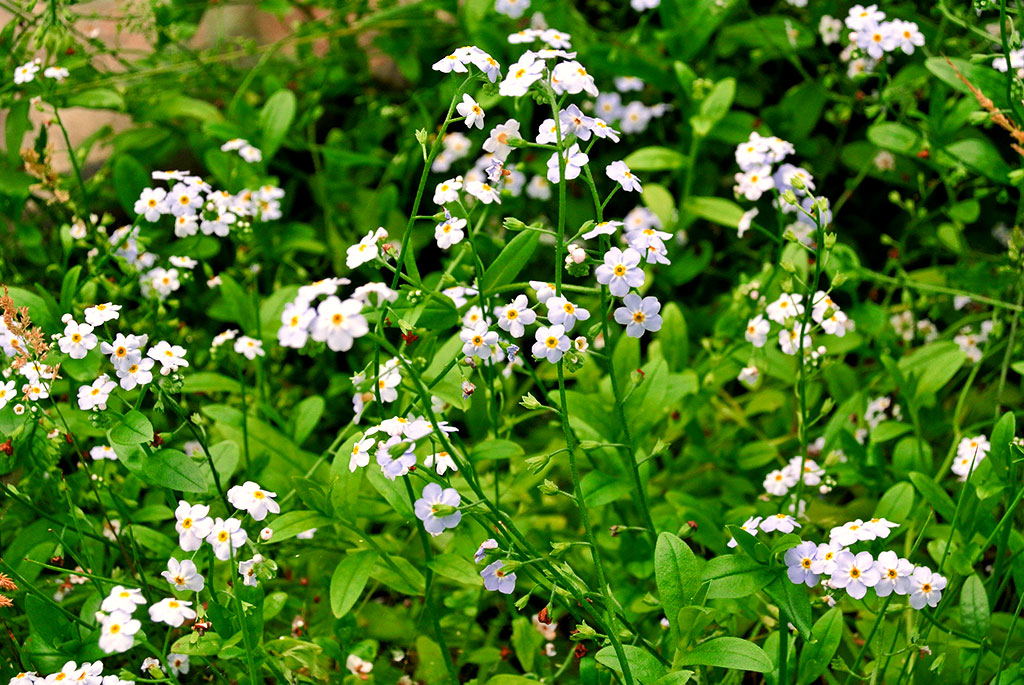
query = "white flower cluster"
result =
(993, 47, 1024, 79)
(954, 321, 993, 363)
(890, 310, 939, 344)
(133, 170, 283, 239)
(763, 455, 829, 497)
(276, 278, 377, 352)
(823, 5, 924, 77)
(349, 414, 459, 480)
(8, 660, 137, 684)
(952, 434, 990, 479)
(220, 137, 263, 163)
(11, 59, 68, 85)
(744, 290, 853, 358)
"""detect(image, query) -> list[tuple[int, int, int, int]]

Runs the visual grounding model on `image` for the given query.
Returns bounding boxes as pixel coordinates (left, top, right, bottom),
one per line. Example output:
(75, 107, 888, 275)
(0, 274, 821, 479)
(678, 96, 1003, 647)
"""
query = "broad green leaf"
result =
(594, 644, 668, 683)
(259, 89, 297, 159)
(659, 302, 689, 371)
(939, 138, 1012, 184)
(960, 574, 990, 638)
(263, 510, 332, 543)
(330, 550, 377, 617)
(677, 636, 772, 672)
(797, 607, 843, 685)
(480, 230, 540, 294)
(65, 88, 124, 110)
(135, 449, 207, 492)
(682, 196, 745, 228)
(372, 554, 425, 595)
(655, 533, 701, 637)
(292, 395, 325, 445)
(867, 122, 919, 154)
(988, 411, 1015, 472)
(624, 146, 686, 171)
(109, 410, 154, 446)
(428, 552, 482, 586)
(874, 482, 915, 523)
(763, 575, 812, 640)
(512, 616, 544, 672)
(702, 555, 774, 599)
(643, 183, 676, 228)
(469, 439, 524, 463)
(170, 632, 223, 656)
(908, 472, 956, 521)
(113, 154, 150, 215)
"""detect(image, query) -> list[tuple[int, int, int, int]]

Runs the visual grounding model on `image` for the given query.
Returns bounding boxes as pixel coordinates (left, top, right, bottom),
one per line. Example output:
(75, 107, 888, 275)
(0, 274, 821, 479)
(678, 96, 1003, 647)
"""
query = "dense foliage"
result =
(2, 0, 1024, 683)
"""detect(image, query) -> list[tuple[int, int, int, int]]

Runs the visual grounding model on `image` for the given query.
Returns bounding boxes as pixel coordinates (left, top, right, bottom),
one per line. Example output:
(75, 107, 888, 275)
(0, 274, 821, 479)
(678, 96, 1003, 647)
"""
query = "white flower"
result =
(595, 247, 645, 297)
(873, 551, 914, 597)
(227, 481, 280, 521)
(766, 293, 804, 324)
(141, 657, 161, 673)
(497, 295, 537, 338)
(101, 586, 146, 614)
(726, 516, 762, 548)
(630, 0, 660, 9)
(116, 358, 155, 391)
(147, 340, 189, 375)
(260, 527, 274, 541)
(733, 165, 775, 201)
(605, 161, 642, 192)
(434, 178, 463, 205)
(465, 180, 502, 204)
(737, 208, 758, 238)
(831, 551, 881, 600)
(346, 230, 382, 269)
(532, 324, 570, 363)
(907, 567, 946, 609)
(206, 517, 248, 561)
(819, 15, 843, 44)
(162, 558, 205, 592)
(457, 94, 486, 129)
(167, 653, 190, 676)
(414, 483, 462, 536)
(89, 445, 117, 461)
(551, 61, 598, 97)
(58, 321, 98, 359)
(424, 450, 458, 475)
(613, 294, 662, 338)
(546, 144, 589, 184)
(460, 323, 498, 359)
(499, 57, 545, 97)
(546, 296, 591, 332)
(435, 217, 466, 249)
(759, 513, 800, 534)
(483, 119, 522, 161)
(98, 610, 141, 653)
(829, 519, 876, 547)
(738, 365, 759, 387)
(77, 375, 116, 411)
(174, 500, 214, 552)
(744, 314, 770, 347)
(84, 303, 121, 326)
(233, 336, 264, 360)
(784, 541, 820, 587)
(134, 188, 167, 222)
(44, 65, 69, 81)
(346, 654, 374, 677)
(148, 597, 197, 627)
(13, 61, 40, 84)
(845, 4, 886, 31)
(349, 436, 376, 471)
(312, 296, 369, 352)
(239, 556, 261, 587)
(763, 468, 798, 496)
(810, 541, 845, 575)
(582, 220, 622, 240)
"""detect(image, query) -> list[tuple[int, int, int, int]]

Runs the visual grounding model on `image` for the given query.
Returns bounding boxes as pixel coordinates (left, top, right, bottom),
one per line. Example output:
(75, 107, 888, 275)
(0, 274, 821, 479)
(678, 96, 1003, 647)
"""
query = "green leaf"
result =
(469, 439, 524, 463)
(59, 265, 83, 312)
(428, 552, 482, 586)
(659, 302, 689, 371)
(656, 532, 701, 636)
(292, 395, 325, 445)
(511, 616, 544, 672)
(682, 196, 745, 228)
(171, 632, 224, 656)
(594, 644, 668, 683)
(643, 183, 676, 229)
(867, 122, 920, 155)
(908, 472, 956, 521)
(481, 230, 540, 294)
(874, 482, 915, 523)
(939, 138, 1012, 184)
(763, 575, 812, 640)
(109, 410, 154, 445)
(897, 342, 965, 404)
(960, 574, 990, 638)
(699, 78, 736, 123)
(677, 636, 773, 672)
(330, 550, 377, 617)
(113, 154, 150, 215)
(64, 88, 124, 110)
(702, 555, 774, 599)
(623, 146, 686, 171)
(263, 510, 332, 543)
(259, 89, 297, 159)
(182, 372, 238, 393)
(797, 608, 843, 685)
(135, 449, 207, 492)
(988, 411, 1015, 472)
(372, 554, 426, 595)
